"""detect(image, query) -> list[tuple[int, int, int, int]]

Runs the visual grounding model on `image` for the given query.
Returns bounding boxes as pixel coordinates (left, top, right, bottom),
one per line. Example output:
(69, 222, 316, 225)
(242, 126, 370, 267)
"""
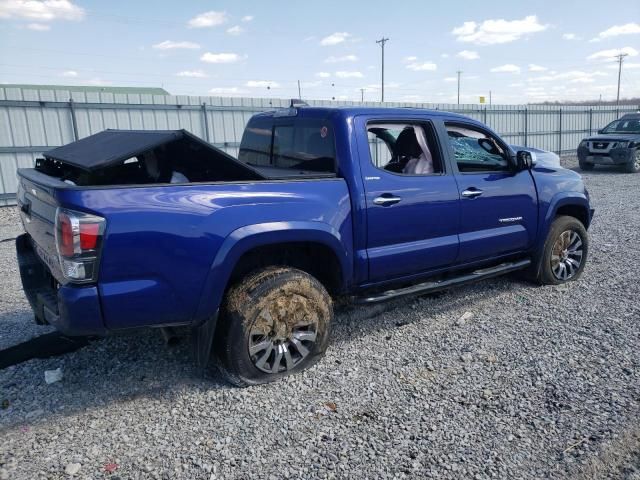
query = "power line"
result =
(376, 37, 389, 102)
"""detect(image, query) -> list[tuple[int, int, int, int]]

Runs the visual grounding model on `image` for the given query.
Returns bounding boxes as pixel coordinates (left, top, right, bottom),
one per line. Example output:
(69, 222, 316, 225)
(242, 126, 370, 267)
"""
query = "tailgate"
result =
(17, 169, 65, 282)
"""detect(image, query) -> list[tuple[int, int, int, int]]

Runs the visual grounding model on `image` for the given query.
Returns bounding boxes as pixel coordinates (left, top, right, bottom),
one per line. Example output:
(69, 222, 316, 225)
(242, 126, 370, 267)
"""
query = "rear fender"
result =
(193, 221, 351, 324)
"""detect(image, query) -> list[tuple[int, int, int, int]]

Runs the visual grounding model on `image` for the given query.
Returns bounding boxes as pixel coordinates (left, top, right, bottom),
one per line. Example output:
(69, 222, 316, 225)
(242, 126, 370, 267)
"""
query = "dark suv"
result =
(577, 113, 640, 173)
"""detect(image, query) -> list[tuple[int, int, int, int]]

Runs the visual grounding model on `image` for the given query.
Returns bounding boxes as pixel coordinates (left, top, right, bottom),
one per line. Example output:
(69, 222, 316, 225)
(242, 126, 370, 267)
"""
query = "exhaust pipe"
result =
(160, 327, 180, 346)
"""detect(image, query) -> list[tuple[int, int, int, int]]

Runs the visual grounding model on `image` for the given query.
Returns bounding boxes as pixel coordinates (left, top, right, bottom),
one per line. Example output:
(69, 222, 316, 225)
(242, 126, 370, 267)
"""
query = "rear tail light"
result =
(55, 208, 106, 283)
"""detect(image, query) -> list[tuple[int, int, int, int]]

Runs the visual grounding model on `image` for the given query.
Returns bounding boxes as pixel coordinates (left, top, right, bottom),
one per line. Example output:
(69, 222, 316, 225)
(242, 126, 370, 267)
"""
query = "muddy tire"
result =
(215, 267, 333, 387)
(534, 216, 589, 285)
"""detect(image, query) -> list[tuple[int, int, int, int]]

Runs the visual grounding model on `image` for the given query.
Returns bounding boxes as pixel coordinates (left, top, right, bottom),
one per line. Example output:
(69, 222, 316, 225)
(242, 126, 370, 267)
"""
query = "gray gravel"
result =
(1, 156, 639, 479)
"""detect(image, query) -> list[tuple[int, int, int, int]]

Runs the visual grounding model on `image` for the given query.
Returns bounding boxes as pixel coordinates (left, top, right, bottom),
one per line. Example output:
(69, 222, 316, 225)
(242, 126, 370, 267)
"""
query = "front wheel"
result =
(622, 149, 640, 173)
(215, 267, 333, 387)
(536, 216, 589, 285)
(578, 159, 594, 171)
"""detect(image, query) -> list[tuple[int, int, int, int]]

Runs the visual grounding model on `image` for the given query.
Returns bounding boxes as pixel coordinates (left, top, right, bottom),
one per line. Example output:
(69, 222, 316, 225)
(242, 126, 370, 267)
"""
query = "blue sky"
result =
(0, 0, 638, 103)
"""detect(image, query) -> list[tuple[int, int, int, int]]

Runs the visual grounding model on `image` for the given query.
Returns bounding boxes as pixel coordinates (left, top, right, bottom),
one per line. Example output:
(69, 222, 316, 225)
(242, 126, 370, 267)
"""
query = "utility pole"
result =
(456, 70, 462, 105)
(360, 88, 365, 102)
(297, 80, 302, 99)
(376, 37, 389, 102)
(489, 90, 492, 105)
(615, 53, 628, 106)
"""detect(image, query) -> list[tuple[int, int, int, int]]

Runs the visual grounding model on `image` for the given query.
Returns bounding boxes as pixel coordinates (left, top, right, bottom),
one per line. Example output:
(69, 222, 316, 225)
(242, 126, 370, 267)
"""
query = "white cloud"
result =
(26, 22, 49, 30)
(246, 80, 280, 88)
(316, 72, 331, 78)
(457, 50, 479, 60)
(209, 87, 247, 95)
(241, 15, 253, 22)
(443, 77, 457, 82)
(200, 52, 245, 64)
(406, 61, 437, 71)
(452, 15, 547, 45)
(226, 25, 244, 35)
(0, 0, 84, 21)
(562, 33, 579, 40)
(490, 64, 521, 74)
(404, 56, 418, 62)
(301, 80, 322, 88)
(528, 70, 608, 84)
(592, 23, 640, 41)
(588, 47, 639, 61)
(176, 70, 207, 78)
(60, 70, 77, 77)
(528, 64, 547, 72)
(325, 54, 358, 63)
(320, 32, 351, 46)
(508, 82, 525, 87)
(621, 62, 640, 70)
(335, 71, 363, 78)
(441, 53, 449, 58)
(153, 40, 200, 50)
(188, 11, 228, 28)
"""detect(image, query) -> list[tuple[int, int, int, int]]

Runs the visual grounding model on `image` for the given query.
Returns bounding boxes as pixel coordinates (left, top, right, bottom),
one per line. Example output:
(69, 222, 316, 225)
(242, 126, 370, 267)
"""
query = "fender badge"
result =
(499, 216, 523, 223)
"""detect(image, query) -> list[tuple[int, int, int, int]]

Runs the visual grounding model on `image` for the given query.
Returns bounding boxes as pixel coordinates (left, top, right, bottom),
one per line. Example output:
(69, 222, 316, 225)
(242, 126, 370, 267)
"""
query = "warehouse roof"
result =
(0, 84, 170, 95)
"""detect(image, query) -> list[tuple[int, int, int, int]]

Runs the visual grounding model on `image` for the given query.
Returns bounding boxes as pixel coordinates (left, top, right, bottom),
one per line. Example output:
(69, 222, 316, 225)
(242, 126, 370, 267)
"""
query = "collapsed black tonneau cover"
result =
(44, 129, 263, 180)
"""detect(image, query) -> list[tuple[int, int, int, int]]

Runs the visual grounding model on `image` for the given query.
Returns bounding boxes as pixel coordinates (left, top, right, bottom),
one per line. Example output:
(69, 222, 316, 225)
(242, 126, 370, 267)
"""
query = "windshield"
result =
(602, 118, 640, 134)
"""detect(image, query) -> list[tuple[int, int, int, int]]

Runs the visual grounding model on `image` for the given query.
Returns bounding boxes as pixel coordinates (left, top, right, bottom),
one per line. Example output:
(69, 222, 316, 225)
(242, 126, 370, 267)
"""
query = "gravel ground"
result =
(1, 156, 639, 480)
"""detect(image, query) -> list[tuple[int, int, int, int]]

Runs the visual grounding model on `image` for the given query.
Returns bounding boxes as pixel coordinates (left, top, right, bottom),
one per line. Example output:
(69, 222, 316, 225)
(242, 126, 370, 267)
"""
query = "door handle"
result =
(461, 189, 483, 199)
(373, 195, 402, 206)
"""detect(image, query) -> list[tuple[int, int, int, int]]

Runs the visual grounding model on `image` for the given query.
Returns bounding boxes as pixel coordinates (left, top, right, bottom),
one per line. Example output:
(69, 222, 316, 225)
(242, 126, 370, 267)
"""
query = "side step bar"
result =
(353, 259, 531, 304)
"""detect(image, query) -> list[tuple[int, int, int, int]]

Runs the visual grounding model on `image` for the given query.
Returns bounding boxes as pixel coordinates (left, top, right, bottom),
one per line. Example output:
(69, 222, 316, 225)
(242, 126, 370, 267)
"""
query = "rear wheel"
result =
(622, 149, 640, 173)
(215, 267, 333, 387)
(535, 216, 589, 285)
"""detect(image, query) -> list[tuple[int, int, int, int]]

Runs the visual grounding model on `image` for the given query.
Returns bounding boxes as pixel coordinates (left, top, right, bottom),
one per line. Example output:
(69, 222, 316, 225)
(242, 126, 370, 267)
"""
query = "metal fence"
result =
(1, 86, 638, 205)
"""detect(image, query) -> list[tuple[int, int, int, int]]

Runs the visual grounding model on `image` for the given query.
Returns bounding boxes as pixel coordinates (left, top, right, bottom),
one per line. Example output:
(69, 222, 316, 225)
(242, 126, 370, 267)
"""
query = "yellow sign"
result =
(479, 96, 486, 104)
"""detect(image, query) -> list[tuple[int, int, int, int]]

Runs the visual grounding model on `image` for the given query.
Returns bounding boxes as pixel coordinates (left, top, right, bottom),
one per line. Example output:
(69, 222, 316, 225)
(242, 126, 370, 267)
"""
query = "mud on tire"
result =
(536, 215, 589, 285)
(215, 267, 333, 387)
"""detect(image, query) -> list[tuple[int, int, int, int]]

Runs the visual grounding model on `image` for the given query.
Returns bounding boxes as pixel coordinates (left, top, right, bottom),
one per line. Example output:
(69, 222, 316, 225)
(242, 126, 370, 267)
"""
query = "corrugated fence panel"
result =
(0, 87, 638, 204)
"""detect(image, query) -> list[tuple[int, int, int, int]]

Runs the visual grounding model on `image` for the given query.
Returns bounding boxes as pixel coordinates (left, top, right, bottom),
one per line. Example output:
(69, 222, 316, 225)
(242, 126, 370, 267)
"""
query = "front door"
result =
(355, 116, 460, 283)
(442, 121, 538, 264)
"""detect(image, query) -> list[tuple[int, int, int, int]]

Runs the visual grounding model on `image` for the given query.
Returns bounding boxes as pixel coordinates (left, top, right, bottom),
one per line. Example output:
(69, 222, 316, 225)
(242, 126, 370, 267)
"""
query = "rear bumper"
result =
(16, 234, 107, 336)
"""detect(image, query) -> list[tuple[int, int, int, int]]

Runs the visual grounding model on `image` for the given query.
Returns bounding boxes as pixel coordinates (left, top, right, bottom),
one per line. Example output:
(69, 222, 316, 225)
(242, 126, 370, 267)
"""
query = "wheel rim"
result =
(248, 294, 319, 374)
(634, 151, 640, 170)
(550, 230, 584, 281)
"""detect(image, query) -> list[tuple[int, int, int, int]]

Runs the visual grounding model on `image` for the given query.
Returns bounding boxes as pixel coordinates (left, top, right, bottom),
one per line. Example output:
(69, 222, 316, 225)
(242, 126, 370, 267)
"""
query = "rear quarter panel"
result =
(56, 179, 352, 330)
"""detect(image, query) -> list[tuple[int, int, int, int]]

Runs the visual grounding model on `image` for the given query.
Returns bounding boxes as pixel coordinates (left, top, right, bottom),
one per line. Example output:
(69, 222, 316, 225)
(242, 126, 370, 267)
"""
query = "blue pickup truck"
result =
(15, 105, 593, 386)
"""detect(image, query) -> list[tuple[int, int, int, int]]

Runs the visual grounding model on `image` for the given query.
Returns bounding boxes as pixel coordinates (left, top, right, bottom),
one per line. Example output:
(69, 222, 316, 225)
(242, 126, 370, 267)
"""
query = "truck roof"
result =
(253, 106, 475, 122)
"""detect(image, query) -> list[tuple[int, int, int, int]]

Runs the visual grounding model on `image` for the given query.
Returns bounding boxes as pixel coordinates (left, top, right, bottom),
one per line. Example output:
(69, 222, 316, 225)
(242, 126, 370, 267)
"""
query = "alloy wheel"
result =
(550, 230, 584, 281)
(248, 295, 319, 374)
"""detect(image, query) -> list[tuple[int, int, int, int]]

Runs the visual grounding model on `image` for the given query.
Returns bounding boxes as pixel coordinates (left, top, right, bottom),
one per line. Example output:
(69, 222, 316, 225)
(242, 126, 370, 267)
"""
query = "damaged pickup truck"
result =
(16, 105, 594, 386)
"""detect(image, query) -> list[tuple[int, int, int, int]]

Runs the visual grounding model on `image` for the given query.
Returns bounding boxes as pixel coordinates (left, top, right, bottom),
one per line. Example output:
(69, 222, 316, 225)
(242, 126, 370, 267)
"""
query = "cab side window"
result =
(445, 123, 510, 173)
(367, 123, 443, 175)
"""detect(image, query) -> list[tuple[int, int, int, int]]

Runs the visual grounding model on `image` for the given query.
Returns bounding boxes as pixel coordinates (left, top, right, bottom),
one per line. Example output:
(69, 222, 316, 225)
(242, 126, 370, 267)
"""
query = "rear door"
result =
(441, 121, 538, 263)
(354, 115, 460, 283)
